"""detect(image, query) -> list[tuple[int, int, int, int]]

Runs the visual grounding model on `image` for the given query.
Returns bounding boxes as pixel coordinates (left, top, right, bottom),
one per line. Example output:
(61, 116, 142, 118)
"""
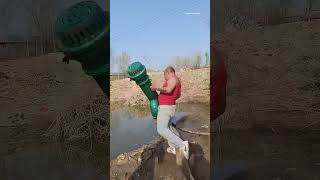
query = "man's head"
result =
(164, 66, 175, 80)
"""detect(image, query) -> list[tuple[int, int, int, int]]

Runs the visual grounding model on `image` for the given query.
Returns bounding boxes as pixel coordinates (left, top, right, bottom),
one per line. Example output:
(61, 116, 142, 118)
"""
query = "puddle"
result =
(110, 103, 209, 159)
(0, 144, 106, 180)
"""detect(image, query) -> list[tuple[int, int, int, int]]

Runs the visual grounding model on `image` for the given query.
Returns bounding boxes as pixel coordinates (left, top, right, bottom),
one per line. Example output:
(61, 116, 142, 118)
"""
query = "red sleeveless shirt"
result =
(158, 78, 181, 105)
(211, 47, 227, 120)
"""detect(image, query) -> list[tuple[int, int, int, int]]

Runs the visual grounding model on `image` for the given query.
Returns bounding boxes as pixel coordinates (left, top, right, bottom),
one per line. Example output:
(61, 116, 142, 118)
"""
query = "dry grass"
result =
(45, 95, 109, 150)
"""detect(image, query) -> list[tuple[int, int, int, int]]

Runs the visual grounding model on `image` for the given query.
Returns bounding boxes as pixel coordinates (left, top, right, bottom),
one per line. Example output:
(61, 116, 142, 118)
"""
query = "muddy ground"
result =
(110, 130, 210, 180)
(0, 53, 108, 174)
(215, 20, 320, 132)
(211, 20, 320, 179)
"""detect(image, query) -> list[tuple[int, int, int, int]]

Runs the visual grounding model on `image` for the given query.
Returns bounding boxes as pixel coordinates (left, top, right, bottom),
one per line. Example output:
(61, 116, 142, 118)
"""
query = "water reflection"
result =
(110, 111, 158, 159)
(110, 109, 192, 159)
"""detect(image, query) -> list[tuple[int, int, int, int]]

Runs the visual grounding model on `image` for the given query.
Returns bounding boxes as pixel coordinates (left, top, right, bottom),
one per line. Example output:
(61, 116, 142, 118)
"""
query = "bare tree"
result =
(110, 48, 117, 73)
(174, 56, 183, 70)
(143, 56, 152, 70)
(280, 0, 292, 17)
(192, 52, 202, 69)
(205, 51, 209, 66)
(175, 53, 205, 70)
(248, 0, 256, 19)
(20, 0, 56, 55)
(306, 0, 316, 21)
(117, 52, 130, 74)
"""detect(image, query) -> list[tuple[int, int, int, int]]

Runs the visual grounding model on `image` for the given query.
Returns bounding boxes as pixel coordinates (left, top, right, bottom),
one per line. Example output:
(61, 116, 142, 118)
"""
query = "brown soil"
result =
(211, 20, 320, 180)
(215, 20, 320, 132)
(0, 53, 106, 166)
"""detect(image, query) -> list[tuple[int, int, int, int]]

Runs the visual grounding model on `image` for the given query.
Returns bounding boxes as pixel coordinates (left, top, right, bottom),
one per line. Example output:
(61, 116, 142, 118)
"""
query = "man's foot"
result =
(167, 146, 176, 155)
(182, 141, 189, 160)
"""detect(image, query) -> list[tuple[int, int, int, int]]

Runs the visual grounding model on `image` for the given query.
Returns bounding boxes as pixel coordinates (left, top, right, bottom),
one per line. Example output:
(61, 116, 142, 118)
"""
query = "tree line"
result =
(172, 51, 210, 70)
(213, 0, 320, 33)
(111, 50, 210, 74)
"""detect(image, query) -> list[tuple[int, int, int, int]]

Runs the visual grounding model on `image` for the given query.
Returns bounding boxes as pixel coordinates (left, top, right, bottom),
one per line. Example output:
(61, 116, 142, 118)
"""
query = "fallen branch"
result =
(0, 123, 16, 127)
(176, 127, 210, 136)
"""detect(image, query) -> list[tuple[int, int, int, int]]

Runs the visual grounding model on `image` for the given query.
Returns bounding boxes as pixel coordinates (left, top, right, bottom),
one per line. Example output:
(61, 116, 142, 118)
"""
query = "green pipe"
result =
(54, 1, 109, 96)
(93, 72, 109, 97)
(127, 62, 158, 118)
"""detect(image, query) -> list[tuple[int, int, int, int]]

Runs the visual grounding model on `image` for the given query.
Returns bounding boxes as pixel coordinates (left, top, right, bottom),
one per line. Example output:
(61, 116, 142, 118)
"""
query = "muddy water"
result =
(110, 103, 210, 159)
(0, 144, 106, 180)
(110, 111, 157, 159)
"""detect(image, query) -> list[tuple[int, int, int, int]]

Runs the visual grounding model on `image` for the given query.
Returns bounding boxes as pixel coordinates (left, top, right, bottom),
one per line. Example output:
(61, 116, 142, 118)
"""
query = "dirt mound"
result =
(215, 20, 320, 131)
(15, 72, 64, 95)
(110, 68, 210, 106)
(0, 53, 104, 157)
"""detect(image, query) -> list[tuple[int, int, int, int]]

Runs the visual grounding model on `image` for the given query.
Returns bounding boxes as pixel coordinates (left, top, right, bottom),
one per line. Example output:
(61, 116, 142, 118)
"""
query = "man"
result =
(151, 66, 189, 160)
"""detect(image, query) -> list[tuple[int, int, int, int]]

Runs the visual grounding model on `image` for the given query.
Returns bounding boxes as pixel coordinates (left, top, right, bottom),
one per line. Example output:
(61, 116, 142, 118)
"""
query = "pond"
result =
(110, 103, 210, 159)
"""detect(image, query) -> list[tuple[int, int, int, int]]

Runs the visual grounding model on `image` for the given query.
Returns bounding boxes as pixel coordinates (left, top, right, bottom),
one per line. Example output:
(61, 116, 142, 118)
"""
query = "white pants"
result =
(157, 105, 184, 149)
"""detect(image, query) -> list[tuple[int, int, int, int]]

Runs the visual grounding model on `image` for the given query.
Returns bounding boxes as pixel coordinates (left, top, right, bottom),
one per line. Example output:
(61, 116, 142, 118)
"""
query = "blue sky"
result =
(110, 0, 209, 72)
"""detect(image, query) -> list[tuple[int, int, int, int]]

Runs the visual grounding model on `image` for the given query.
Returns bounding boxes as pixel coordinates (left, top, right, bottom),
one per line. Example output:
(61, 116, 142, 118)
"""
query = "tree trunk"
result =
(40, 38, 43, 55)
(7, 45, 10, 59)
(35, 39, 37, 56)
(26, 40, 29, 57)
(51, 12, 56, 52)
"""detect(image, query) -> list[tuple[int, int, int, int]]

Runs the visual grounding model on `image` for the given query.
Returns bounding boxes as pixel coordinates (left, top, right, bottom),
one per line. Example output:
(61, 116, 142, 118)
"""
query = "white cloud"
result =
(184, 12, 201, 15)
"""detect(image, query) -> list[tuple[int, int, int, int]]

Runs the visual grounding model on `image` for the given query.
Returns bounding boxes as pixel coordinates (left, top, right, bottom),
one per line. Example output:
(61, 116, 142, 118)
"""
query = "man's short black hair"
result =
(165, 66, 175, 73)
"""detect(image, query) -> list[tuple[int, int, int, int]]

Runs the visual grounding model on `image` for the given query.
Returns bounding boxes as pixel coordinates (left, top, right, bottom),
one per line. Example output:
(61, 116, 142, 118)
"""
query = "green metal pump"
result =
(54, 1, 109, 96)
(127, 62, 159, 118)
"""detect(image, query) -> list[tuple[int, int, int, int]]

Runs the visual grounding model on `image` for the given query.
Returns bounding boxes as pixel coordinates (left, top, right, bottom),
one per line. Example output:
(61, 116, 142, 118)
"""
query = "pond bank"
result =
(110, 103, 210, 179)
(110, 103, 210, 157)
(111, 133, 210, 180)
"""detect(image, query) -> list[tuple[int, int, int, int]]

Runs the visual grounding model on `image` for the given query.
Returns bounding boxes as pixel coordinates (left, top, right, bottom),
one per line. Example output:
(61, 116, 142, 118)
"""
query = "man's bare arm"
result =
(176, 91, 181, 99)
(155, 78, 177, 94)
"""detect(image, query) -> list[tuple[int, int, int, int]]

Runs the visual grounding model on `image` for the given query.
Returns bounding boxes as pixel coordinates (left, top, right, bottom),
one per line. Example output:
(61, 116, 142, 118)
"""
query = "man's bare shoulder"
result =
(168, 76, 178, 83)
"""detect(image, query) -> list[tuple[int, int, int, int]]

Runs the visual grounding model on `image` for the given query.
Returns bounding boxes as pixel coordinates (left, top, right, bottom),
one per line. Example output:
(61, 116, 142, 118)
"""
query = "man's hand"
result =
(62, 55, 70, 64)
(157, 78, 177, 94)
